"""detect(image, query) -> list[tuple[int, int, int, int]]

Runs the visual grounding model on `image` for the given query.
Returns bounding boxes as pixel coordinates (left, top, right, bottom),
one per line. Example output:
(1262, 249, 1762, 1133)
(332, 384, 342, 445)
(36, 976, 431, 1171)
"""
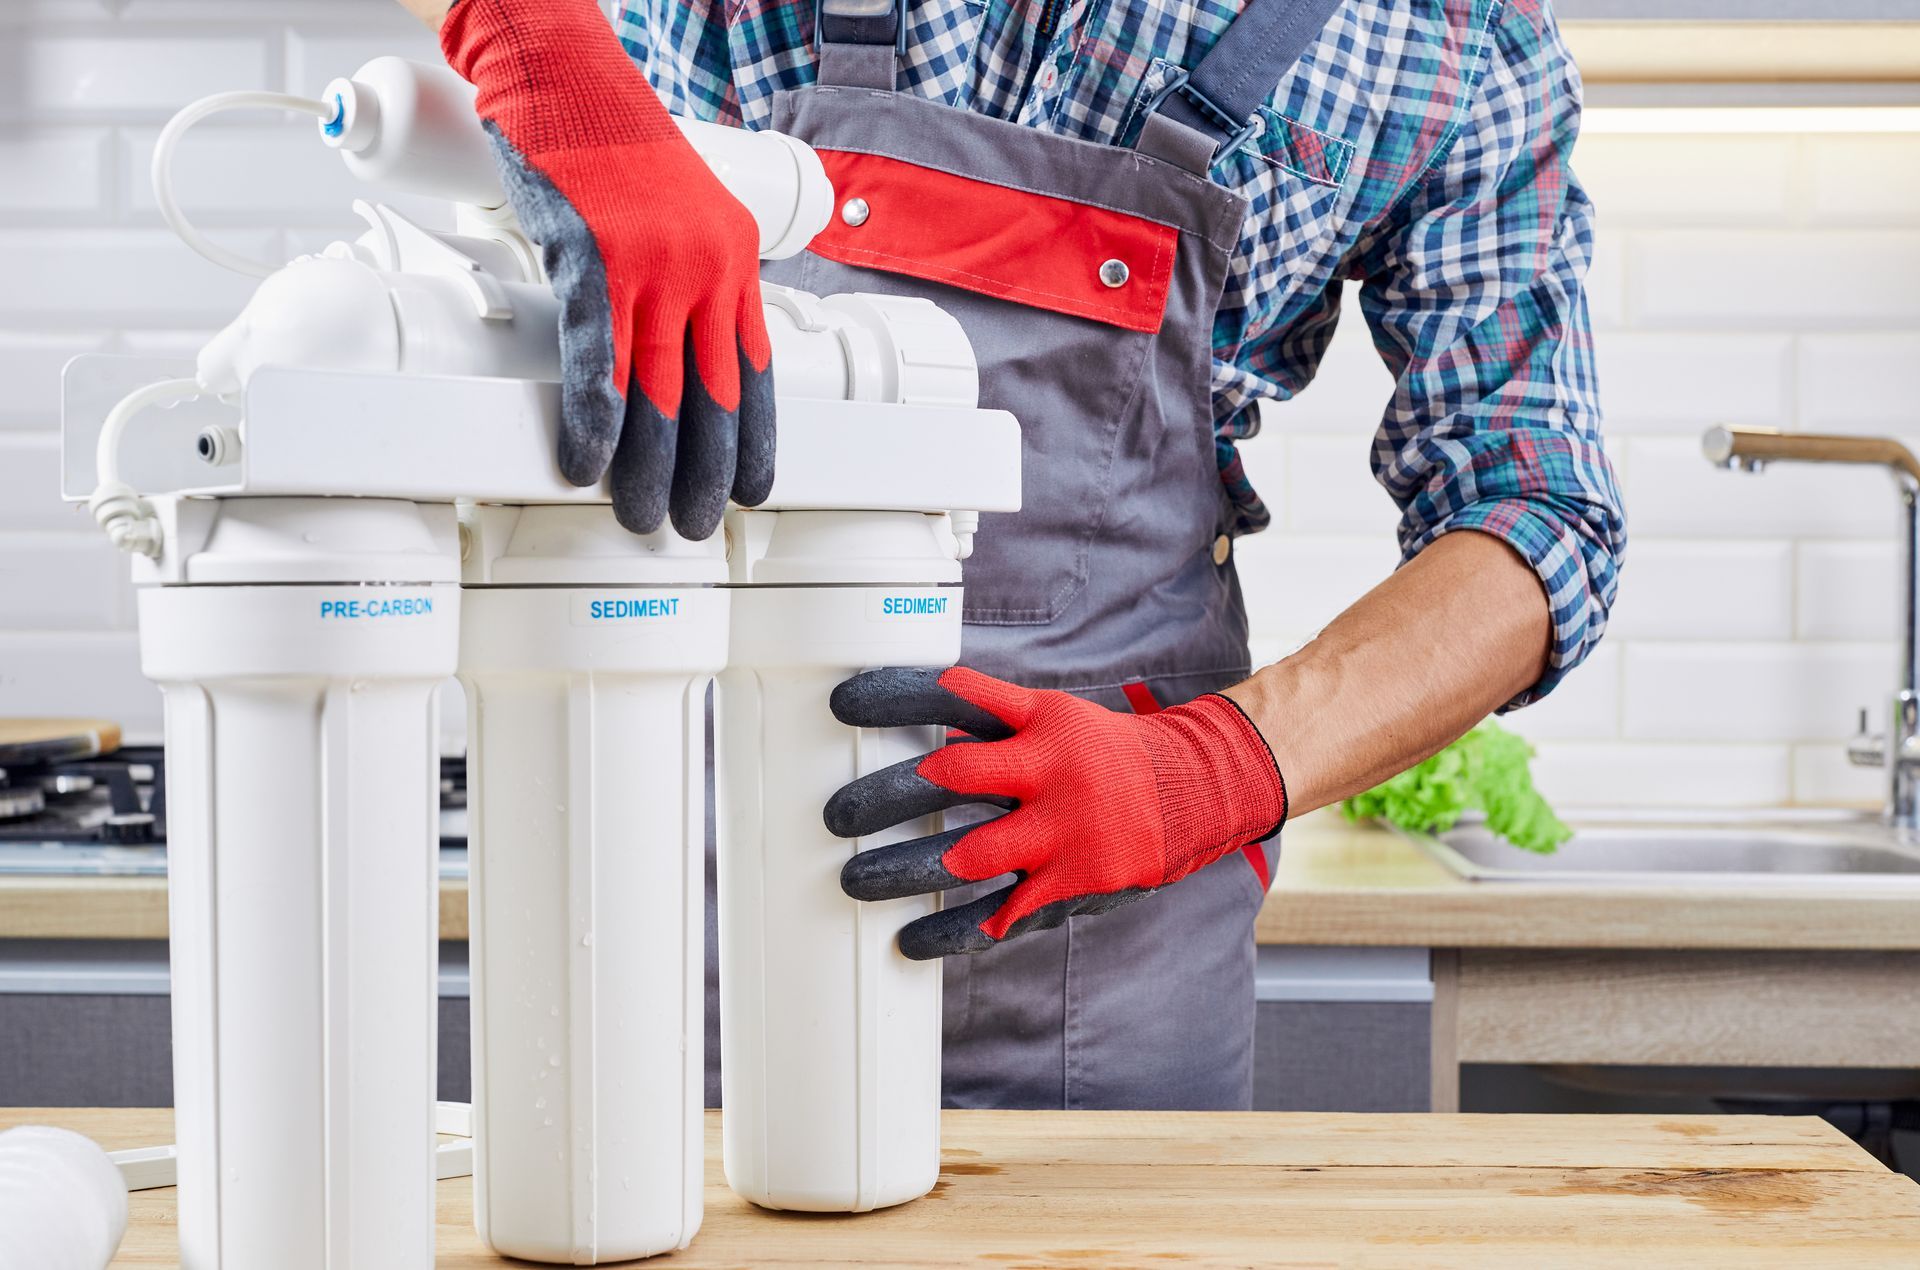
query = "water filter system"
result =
(61, 58, 1020, 1267)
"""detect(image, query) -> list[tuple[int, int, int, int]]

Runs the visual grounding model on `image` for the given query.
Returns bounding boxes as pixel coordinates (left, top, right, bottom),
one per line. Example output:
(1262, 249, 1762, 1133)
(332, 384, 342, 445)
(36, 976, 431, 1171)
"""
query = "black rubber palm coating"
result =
(668, 334, 738, 540)
(829, 668, 1016, 739)
(838, 826, 973, 901)
(733, 346, 777, 508)
(895, 884, 1156, 960)
(611, 382, 679, 534)
(482, 123, 623, 491)
(823, 756, 1014, 839)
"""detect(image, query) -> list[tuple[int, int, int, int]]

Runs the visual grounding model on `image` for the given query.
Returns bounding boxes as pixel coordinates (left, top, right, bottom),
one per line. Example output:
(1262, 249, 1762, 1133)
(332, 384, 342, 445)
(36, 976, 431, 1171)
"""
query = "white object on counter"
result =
(0, 1125, 129, 1270)
(457, 507, 723, 1264)
(715, 514, 958, 1214)
(140, 497, 458, 1270)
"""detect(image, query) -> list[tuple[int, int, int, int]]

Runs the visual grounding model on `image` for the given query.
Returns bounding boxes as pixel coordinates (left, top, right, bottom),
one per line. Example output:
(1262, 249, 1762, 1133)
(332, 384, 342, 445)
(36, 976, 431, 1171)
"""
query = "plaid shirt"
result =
(615, 0, 1623, 701)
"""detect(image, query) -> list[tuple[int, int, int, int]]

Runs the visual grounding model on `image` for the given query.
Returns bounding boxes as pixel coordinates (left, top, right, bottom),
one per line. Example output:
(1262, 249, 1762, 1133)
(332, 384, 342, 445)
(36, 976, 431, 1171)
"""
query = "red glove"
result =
(826, 667, 1288, 959)
(442, 0, 774, 539)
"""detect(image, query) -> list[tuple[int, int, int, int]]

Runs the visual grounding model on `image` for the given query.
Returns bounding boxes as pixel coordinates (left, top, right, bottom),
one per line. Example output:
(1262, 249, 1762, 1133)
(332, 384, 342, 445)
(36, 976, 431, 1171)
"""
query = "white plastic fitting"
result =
(319, 57, 507, 209)
(316, 58, 831, 259)
(0, 1126, 129, 1270)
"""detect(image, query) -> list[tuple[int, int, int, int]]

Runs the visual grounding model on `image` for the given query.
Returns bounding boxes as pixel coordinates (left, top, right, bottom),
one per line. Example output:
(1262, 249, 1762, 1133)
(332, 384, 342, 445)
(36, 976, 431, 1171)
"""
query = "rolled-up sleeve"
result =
(1351, 4, 1624, 707)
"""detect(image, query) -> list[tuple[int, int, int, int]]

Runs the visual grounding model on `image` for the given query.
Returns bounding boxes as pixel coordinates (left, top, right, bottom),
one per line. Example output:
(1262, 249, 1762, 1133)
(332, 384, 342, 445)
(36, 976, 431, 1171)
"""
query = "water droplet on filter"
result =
(580, 933, 594, 947)
(536, 1036, 547, 1050)
(535, 1096, 547, 1110)
(549, 1005, 559, 1017)
(543, 1116, 553, 1127)
(622, 1176, 632, 1191)
(549, 1054, 561, 1067)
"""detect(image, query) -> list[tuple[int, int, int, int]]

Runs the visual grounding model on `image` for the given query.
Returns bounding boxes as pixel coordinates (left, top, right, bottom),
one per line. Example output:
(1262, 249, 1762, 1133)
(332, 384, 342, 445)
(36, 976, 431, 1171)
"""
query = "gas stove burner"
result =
(0, 783, 47, 821)
(101, 812, 158, 844)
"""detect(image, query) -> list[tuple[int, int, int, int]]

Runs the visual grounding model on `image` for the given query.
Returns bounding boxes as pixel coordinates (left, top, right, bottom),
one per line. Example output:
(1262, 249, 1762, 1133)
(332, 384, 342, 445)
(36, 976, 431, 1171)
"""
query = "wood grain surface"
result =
(15, 808, 1920, 950)
(8, 1107, 1917, 1268)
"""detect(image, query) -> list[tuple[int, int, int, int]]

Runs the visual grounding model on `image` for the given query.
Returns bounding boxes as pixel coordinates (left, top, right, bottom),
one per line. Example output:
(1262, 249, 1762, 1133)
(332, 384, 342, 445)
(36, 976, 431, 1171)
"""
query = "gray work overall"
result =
(710, 0, 1344, 1111)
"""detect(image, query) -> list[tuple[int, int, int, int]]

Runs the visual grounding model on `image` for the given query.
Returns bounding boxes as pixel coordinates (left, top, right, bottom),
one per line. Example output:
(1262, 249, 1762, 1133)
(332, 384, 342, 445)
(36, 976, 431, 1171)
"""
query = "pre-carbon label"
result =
(318, 594, 435, 621)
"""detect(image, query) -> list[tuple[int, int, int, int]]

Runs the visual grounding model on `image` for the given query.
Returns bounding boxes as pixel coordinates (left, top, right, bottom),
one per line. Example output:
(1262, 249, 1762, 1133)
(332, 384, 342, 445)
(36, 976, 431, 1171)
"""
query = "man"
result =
(404, 0, 1624, 1110)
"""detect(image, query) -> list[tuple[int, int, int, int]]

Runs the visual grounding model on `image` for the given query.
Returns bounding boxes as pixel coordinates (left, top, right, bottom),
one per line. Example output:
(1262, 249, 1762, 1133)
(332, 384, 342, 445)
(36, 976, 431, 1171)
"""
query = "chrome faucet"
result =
(1702, 425, 1920, 834)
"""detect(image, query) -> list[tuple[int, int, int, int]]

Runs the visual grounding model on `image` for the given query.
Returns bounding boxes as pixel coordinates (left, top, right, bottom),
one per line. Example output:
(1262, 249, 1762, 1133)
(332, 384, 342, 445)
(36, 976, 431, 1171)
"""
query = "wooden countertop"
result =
(6, 807, 1919, 951)
(1257, 808, 1920, 952)
(11, 1106, 1918, 1267)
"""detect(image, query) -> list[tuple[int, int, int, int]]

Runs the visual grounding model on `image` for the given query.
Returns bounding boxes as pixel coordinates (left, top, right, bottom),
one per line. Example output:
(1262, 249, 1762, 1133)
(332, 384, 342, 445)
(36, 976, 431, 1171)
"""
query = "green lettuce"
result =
(1340, 721, 1570, 854)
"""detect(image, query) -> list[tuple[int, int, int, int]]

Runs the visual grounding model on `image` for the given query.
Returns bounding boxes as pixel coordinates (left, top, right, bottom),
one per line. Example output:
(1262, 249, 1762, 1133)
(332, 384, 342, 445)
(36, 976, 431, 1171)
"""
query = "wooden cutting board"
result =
(0, 718, 122, 766)
(7, 1107, 1916, 1267)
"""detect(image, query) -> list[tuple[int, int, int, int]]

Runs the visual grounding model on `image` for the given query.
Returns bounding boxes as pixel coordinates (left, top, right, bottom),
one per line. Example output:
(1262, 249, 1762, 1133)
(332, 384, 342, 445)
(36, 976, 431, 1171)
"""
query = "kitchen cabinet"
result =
(1255, 811, 1920, 1123)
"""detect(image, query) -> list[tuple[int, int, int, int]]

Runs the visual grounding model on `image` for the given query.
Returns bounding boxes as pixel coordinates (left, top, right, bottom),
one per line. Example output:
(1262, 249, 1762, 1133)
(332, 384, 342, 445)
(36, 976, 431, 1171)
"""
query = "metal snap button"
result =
(1212, 534, 1231, 566)
(841, 197, 870, 227)
(1099, 259, 1130, 288)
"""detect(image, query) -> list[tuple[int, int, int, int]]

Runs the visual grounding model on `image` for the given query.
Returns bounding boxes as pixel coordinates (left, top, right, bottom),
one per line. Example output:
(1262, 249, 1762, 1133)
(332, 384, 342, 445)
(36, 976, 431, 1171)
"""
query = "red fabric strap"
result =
(807, 151, 1178, 333)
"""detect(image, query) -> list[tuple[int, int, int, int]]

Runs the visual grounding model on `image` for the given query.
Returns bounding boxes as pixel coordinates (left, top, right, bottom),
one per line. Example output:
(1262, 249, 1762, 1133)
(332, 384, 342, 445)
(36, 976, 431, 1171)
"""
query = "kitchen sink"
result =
(1403, 809, 1920, 887)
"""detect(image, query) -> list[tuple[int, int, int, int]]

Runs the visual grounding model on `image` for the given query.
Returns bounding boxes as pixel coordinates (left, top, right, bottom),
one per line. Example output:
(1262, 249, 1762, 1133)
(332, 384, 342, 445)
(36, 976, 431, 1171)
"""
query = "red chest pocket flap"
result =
(807, 150, 1178, 334)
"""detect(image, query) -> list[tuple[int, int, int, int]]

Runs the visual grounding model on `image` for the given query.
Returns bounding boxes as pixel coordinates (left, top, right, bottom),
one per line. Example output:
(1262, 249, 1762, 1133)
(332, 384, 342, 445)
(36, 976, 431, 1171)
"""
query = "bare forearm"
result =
(1222, 529, 1552, 817)
(397, 0, 452, 30)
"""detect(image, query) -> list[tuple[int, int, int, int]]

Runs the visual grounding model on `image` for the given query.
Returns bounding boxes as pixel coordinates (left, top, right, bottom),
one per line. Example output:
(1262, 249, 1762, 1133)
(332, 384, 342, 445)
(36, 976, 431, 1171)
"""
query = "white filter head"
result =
(0, 1126, 129, 1270)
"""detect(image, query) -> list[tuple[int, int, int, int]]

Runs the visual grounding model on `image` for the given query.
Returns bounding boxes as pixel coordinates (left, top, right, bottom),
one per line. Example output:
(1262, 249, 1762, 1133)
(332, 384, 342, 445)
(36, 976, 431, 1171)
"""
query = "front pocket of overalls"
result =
(796, 150, 1179, 625)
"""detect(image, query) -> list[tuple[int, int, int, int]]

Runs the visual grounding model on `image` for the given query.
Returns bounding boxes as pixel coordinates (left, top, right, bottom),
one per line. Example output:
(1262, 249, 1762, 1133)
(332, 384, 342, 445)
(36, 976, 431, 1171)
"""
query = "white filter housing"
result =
(458, 506, 726, 1263)
(138, 497, 459, 1270)
(717, 509, 958, 1212)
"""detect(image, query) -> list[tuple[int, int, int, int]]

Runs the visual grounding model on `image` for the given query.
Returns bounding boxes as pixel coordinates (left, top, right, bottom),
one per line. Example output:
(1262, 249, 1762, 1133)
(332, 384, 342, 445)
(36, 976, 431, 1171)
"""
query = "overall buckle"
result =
(815, 0, 909, 55)
(1139, 67, 1262, 168)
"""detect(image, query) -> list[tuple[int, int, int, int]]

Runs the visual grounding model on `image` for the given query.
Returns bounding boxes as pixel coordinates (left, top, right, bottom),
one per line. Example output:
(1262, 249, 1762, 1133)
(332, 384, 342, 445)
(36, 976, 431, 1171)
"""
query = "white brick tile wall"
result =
(13, 36, 273, 114)
(0, 533, 130, 629)
(0, 131, 109, 214)
(1796, 540, 1899, 643)
(1530, 742, 1792, 809)
(1603, 540, 1794, 642)
(1796, 333, 1920, 430)
(1584, 228, 1628, 331)
(1621, 642, 1890, 743)
(1575, 134, 1795, 226)
(1280, 434, 1401, 536)
(1802, 135, 1920, 226)
(0, 436, 83, 530)
(1621, 436, 1905, 540)
(284, 27, 442, 100)
(1792, 743, 1887, 807)
(0, 8, 1915, 806)
(1633, 230, 1920, 329)
(1502, 644, 1621, 742)
(1235, 532, 1403, 649)
(0, 633, 160, 735)
(1598, 333, 1793, 432)
(0, 330, 113, 428)
(0, 229, 272, 320)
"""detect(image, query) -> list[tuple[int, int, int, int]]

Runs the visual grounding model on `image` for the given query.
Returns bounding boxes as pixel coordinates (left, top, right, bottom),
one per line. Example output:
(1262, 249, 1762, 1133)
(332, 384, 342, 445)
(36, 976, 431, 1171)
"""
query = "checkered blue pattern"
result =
(614, 0, 1623, 701)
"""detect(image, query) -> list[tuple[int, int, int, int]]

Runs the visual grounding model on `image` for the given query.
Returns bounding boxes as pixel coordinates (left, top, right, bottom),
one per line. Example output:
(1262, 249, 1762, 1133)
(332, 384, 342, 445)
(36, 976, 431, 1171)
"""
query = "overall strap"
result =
(1134, 0, 1348, 175)
(815, 0, 907, 90)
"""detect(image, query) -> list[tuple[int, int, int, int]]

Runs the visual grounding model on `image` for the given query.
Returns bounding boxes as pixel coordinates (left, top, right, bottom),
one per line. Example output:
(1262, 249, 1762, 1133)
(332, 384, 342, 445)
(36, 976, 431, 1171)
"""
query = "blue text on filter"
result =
(882, 595, 948, 616)
(319, 596, 434, 620)
(589, 597, 680, 620)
